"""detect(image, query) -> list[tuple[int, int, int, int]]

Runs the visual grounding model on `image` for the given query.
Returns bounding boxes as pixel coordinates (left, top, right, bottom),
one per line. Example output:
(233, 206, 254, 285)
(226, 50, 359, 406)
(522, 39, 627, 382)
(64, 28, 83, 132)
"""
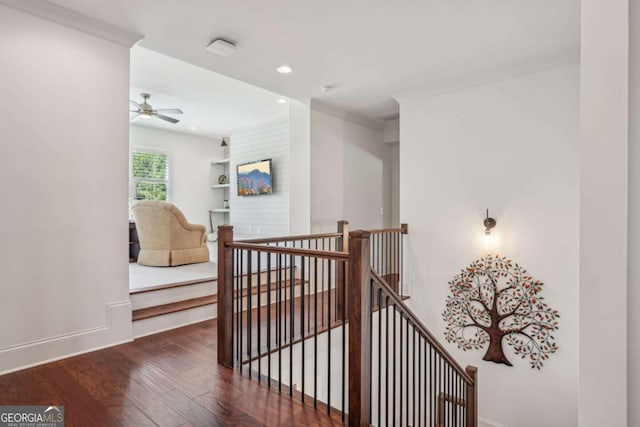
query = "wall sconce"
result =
(484, 209, 496, 235)
(221, 138, 228, 147)
(483, 209, 498, 250)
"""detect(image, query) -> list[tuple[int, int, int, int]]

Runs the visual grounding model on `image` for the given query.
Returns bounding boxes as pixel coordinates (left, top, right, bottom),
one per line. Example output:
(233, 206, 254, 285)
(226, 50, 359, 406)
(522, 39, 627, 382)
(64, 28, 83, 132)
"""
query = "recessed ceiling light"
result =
(277, 98, 288, 104)
(277, 65, 292, 74)
(188, 126, 197, 131)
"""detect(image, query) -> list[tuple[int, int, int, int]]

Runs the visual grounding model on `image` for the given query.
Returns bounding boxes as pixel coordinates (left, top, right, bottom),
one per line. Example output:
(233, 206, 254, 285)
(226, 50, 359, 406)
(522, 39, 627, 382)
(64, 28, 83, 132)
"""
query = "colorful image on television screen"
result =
(237, 159, 272, 196)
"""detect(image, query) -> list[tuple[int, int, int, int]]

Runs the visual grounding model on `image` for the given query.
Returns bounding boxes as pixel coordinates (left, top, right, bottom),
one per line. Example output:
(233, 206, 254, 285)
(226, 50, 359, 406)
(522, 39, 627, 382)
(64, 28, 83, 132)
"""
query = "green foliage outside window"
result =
(132, 151, 168, 201)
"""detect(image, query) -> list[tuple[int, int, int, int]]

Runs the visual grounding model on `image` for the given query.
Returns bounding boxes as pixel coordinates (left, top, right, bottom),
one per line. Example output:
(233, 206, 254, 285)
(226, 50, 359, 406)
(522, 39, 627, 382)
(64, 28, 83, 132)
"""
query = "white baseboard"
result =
(480, 416, 509, 427)
(0, 301, 133, 376)
(132, 304, 217, 338)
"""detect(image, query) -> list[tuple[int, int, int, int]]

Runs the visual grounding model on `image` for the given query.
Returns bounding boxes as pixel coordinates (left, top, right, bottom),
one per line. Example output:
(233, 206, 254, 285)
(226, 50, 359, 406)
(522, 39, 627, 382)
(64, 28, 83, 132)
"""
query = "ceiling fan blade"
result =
(130, 100, 141, 109)
(155, 108, 183, 115)
(154, 113, 179, 124)
(129, 114, 140, 122)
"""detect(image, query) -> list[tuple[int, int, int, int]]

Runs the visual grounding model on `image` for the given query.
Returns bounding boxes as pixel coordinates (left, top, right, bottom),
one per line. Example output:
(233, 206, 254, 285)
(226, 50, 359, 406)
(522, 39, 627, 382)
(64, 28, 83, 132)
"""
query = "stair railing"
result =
(217, 223, 351, 422)
(217, 223, 478, 427)
(367, 224, 408, 295)
(348, 230, 478, 427)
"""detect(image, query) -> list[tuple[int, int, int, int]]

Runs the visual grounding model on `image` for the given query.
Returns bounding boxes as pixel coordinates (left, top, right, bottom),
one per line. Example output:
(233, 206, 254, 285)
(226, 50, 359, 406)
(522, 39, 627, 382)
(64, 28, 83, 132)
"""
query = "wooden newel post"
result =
(348, 230, 372, 427)
(336, 220, 349, 320)
(217, 225, 234, 368)
(465, 365, 478, 427)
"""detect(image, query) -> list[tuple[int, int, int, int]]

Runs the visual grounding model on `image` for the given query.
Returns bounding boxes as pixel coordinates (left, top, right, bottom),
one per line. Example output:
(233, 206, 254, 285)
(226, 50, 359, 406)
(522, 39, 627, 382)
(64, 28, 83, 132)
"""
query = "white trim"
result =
(0, 301, 133, 375)
(310, 99, 384, 131)
(393, 57, 579, 105)
(0, 0, 143, 47)
(132, 304, 217, 338)
(479, 417, 509, 427)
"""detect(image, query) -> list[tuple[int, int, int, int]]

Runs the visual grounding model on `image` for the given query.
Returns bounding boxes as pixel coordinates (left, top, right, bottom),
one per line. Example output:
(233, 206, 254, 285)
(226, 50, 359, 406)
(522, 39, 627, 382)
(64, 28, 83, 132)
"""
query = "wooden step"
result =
(130, 276, 216, 295)
(132, 279, 306, 322)
(132, 295, 218, 321)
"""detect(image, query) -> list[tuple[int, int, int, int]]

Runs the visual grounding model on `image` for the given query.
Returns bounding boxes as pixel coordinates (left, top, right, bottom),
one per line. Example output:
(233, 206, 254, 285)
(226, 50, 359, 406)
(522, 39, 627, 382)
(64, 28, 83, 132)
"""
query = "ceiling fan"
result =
(130, 93, 183, 123)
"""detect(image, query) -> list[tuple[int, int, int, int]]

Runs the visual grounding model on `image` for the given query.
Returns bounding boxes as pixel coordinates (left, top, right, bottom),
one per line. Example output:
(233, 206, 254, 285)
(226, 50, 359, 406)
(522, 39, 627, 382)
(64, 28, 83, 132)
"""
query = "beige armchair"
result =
(132, 201, 209, 266)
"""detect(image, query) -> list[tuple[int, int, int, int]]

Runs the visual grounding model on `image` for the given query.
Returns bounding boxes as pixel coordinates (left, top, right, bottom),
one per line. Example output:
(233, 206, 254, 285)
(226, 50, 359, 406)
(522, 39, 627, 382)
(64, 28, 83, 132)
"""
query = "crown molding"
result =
(310, 99, 384, 132)
(394, 53, 579, 105)
(0, 0, 143, 47)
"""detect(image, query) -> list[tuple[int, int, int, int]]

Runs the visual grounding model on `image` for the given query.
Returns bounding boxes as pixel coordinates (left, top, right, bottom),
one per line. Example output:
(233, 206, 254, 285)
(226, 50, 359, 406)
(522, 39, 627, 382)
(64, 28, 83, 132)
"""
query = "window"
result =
(132, 150, 169, 201)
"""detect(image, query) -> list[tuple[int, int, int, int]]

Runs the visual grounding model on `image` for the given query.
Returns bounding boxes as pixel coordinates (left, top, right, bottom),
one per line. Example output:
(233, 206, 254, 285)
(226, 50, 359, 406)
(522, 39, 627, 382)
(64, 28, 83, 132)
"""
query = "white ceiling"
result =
(130, 46, 288, 138)
(48, 0, 580, 121)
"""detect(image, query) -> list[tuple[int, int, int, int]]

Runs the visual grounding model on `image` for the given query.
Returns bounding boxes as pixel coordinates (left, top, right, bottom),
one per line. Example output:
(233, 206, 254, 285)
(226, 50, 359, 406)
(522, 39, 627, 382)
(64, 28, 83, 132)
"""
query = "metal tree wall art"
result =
(442, 255, 559, 369)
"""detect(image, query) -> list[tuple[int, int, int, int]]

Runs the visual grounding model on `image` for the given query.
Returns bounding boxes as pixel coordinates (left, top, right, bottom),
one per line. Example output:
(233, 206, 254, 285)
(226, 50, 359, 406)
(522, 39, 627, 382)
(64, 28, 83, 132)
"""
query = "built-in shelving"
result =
(211, 154, 230, 226)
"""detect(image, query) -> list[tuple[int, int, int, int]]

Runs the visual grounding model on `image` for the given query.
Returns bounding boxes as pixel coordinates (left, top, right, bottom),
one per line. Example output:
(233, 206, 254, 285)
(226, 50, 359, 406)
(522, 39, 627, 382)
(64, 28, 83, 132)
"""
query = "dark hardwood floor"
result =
(0, 319, 341, 426)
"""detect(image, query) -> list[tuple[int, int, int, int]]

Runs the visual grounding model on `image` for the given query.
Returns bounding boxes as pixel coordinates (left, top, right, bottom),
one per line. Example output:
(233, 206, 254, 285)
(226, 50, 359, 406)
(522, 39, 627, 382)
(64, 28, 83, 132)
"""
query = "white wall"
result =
(310, 109, 345, 231)
(289, 100, 311, 235)
(0, 5, 137, 373)
(230, 118, 290, 238)
(630, 2, 640, 425)
(129, 125, 224, 234)
(310, 109, 392, 232)
(580, 1, 629, 426)
(398, 64, 579, 427)
(390, 142, 400, 228)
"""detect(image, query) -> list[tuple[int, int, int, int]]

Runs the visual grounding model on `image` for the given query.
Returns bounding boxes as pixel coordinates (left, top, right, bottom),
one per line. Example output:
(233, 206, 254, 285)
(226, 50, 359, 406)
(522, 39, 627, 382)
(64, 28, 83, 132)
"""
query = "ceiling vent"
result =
(206, 39, 237, 56)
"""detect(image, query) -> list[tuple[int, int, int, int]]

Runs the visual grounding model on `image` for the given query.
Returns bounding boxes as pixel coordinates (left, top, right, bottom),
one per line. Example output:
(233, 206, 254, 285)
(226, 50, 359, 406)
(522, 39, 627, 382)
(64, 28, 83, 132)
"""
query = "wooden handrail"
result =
(227, 241, 349, 260)
(240, 232, 342, 244)
(366, 223, 408, 235)
(371, 270, 474, 385)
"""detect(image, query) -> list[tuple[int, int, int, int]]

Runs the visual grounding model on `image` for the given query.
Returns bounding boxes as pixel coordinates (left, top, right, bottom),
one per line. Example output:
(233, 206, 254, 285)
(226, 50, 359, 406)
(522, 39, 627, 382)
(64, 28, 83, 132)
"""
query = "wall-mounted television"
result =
(237, 159, 273, 196)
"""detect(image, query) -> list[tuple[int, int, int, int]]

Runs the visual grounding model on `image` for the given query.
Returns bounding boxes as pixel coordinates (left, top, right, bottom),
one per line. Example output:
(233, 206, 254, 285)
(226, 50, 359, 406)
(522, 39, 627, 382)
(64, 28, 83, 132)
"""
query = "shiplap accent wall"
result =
(230, 118, 290, 238)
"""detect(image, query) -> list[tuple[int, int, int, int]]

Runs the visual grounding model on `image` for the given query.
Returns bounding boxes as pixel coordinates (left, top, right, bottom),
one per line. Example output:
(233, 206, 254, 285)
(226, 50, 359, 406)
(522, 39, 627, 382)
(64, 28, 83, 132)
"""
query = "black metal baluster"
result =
(399, 232, 403, 296)
(307, 240, 311, 333)
(238, 251, 244, 372)
(430, 346, 434, 427)
(327, 258, 332, 415)
(322, 239, 325, 326)
(392, 304, 396, 427)
(234, 249, 238, 364)
(289, 254, 294, 397)
(313, 257, 318, 409)
(385, 295, 390, 427)
(378, 287, 383, 426)
(301, 255, 306, 403)
(414, 327, 418, 427)
(257, 252, 262, 381)
(277, 253, 282, 392)
(399, 313, 403, 427)
(247, 250, 252, 378)
(406, 315, 409, 425)
(267, 252, 271, 387)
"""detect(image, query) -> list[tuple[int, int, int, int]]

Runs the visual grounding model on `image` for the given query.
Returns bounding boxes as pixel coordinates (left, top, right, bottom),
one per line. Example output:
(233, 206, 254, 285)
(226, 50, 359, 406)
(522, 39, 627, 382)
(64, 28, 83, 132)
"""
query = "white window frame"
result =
(130, 146, 170, 202)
